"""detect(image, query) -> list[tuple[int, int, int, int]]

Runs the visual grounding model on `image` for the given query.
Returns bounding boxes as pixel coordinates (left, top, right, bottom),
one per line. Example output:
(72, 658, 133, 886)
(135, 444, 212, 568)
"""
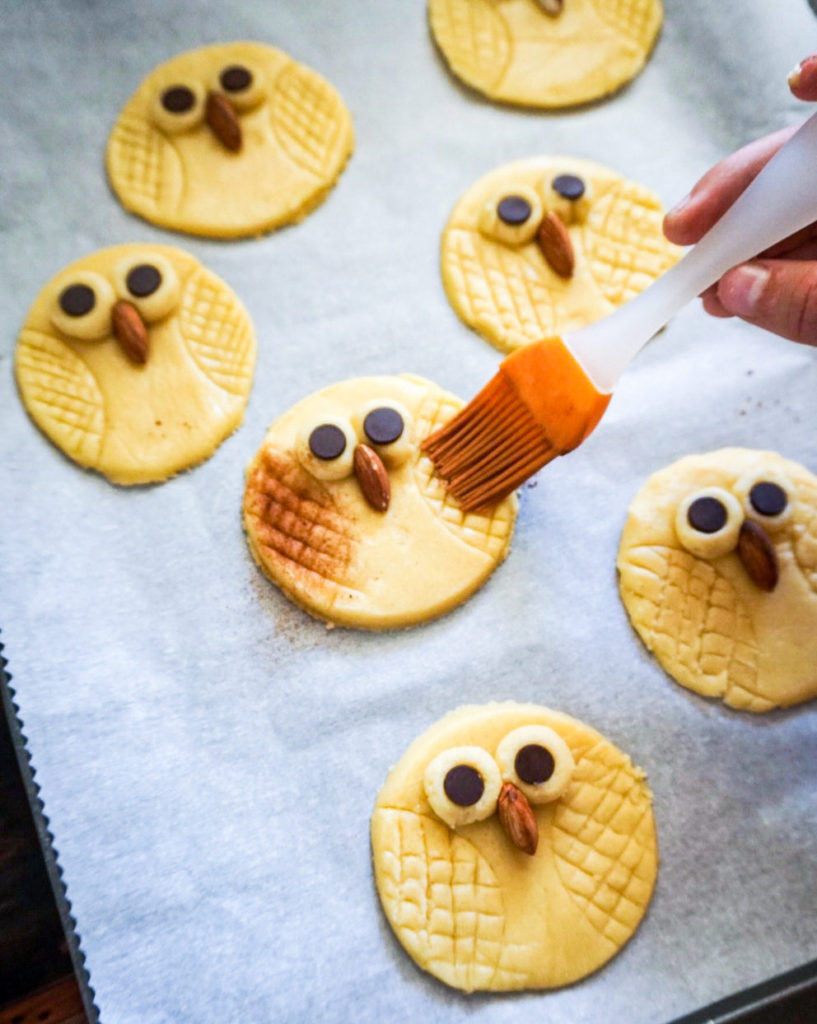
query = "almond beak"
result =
(497, 781, 538, 856)
(737, 520, 779, 592)
(205, 91, 242, 152)
(111, 300, 149, 364)
(353, 444, 390, 512)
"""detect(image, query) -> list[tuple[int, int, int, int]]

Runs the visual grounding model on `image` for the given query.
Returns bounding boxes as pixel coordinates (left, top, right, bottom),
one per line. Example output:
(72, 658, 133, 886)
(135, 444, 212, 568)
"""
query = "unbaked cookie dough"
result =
(107, 41, 354, 238)
(442, 155, 679, 354)
(242, 375, 517, 629)
(618, 448, 817, 712)
(429, 0, 663, 108)
(372, 702, 657, 991)
(15, 244, 256, 484)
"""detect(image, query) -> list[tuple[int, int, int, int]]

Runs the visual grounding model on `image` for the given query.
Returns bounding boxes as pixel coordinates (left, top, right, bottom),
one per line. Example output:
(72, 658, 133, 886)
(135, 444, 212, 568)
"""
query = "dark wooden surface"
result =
(0, 666, 88, 1023)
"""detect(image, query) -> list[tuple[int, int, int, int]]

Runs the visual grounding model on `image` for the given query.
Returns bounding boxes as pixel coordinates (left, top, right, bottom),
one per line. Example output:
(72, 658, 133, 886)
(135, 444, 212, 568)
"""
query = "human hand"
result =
(663, 55, 817, 345)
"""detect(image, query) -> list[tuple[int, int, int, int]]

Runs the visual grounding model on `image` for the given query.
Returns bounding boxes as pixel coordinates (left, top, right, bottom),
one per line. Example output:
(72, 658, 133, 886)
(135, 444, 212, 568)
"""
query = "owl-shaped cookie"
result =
(442, 156, 679, 355)
(107, 42, 354, 238)
(429, 0, 663, 107)
(372, 702, 657, 991)
(618, 448, 817, 712)
(242, 375, 517, 629)
(15, 244, 256, 484)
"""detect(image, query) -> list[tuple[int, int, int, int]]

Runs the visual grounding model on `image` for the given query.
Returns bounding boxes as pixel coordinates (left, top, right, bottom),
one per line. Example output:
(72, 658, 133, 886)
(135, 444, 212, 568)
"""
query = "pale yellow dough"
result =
(242, 375, 517, 629)
(372, 702, 657, 991)
(618, 448, 817, 712)
(442, 155, 679, 354)
(15, 244, 256, 484)
(107, 42, 354, 238)
(429, 0, 663, 108)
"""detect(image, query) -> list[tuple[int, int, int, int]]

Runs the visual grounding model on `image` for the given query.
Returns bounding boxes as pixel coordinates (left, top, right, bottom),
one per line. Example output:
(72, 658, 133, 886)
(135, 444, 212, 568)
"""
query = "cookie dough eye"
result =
(675, 487, 744, 559)
(352, 400, 414, 467)
(215, 64, 265, 110)
(735, 471, 793, 531)
(295, 416, 357, 481)
(112, 253, 180, 322)
(496, 725, 575, 805)
(544, 173, 593, 224)
(151, 82, 205, 133)
(423, 746, 501, 828)
(50, 271, 116, 340)
(478, 183, 542, 246)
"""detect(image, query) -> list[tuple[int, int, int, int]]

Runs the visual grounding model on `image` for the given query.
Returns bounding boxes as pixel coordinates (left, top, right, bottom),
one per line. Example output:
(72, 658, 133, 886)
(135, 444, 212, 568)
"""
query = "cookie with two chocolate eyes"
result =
(617, 448, 817, 712)
(442, 156, 679, 354)
(372, 702, 657, 991)
(15, 244, 255, 484)
(242, 375, 517, 629)
(107, 42, 354, 238)
(429, 0, 663, 108)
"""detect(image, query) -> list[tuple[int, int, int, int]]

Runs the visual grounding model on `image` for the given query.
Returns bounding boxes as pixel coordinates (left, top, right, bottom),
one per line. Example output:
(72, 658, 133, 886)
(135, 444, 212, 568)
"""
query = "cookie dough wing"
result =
(442, 228, 557, 352)
(15, 329, 104, 468)
(552, 740, 656, 952)
(618, 545, 769, 712)
(586, 0, 663, 50)
(270, 62, 353, 181)
(107, 108, 182, 223)
(413, 386, 516, 558)
(582, 180, 678, 307)
(178, 266, 255, 396)
(372, 809, 520, 991)
(793, 480, 817, 595)
(429, 0, 512, 95)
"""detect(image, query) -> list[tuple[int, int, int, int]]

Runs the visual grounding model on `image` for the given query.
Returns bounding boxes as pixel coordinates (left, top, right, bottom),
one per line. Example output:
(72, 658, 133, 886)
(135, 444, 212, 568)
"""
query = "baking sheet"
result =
(1, 1, 817, 1022)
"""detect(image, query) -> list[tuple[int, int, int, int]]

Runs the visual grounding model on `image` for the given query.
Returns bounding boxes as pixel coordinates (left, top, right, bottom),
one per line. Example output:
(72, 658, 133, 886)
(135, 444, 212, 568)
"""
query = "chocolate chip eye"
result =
(161, 85, 196, 113)
(58, 283, 95, 317)
(496, 725, 575, 805)
(125, 264, 162, 298)
(552, 174, 586, 201)
(514, 744, 555, 785)
(750, 481, 787, 517)
(497, 195, 532, 225)
(363, 407, 404, 446)
(687, 496, 728, 534)
(309, 424, 347, 461)
(220, 65, 253, 93)
(443, 765, 485, 807)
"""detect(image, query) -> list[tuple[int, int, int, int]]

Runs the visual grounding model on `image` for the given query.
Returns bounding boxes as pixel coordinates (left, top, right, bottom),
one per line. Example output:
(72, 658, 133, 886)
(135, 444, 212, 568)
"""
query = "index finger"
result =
(663, 125, 797, 246)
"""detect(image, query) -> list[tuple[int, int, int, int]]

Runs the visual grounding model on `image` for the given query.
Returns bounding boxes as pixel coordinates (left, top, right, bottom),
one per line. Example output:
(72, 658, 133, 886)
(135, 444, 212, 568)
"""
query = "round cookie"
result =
(617, 448, 817, 712)
(242, 375, 517, 629)
(442, 156, 679, 355)
(15, 244, 256, 484)
(107, 42, 354, 238)
(372, 702, 657, 991)
(429, 0, 663, 108)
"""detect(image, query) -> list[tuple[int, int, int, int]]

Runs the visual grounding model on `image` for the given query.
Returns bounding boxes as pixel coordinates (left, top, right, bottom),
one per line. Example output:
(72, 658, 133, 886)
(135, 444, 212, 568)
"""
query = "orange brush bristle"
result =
(422, 337, 611, 512)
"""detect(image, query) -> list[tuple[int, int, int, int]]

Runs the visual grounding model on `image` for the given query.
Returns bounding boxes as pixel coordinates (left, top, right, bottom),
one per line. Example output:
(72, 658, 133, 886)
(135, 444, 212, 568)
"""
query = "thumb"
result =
(717, 259, 817, 345)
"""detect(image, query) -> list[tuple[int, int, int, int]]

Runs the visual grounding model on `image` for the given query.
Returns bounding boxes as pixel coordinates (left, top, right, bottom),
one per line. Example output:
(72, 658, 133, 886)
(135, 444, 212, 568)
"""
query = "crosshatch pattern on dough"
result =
(441, 156, 679, 355)
(242, 376, 517, 629)
(372, 703, 657, 991)
(618, 448, 817, 712)
(106, 42, 354, 238)
(15, 244, 256, 484)
(429, 0, 663, 108)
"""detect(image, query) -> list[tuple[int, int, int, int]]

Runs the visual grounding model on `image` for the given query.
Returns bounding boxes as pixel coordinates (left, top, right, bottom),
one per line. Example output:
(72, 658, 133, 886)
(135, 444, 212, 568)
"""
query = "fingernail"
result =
(722, 264, 769, 318)
(788, 62, 802, 89)
(668, 193, 691, 218)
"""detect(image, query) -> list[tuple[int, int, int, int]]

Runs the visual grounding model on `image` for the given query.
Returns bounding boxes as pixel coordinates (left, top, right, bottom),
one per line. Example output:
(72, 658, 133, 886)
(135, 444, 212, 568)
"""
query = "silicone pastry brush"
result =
(423, 110, 817, 511)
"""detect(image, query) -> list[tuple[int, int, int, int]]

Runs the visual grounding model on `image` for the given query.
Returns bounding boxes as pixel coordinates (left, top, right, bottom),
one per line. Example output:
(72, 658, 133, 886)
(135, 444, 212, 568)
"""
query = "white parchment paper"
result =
(1, 2, 817, 1022)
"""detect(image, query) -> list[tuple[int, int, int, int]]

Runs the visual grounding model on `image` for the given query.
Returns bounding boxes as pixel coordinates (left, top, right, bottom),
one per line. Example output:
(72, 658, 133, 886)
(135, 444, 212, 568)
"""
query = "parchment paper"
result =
(1, 2, 816, 1022)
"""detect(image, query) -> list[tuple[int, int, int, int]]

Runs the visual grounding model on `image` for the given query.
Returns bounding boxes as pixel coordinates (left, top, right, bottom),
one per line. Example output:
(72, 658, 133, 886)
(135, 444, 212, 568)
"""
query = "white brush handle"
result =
(564, 110, 817, 393)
